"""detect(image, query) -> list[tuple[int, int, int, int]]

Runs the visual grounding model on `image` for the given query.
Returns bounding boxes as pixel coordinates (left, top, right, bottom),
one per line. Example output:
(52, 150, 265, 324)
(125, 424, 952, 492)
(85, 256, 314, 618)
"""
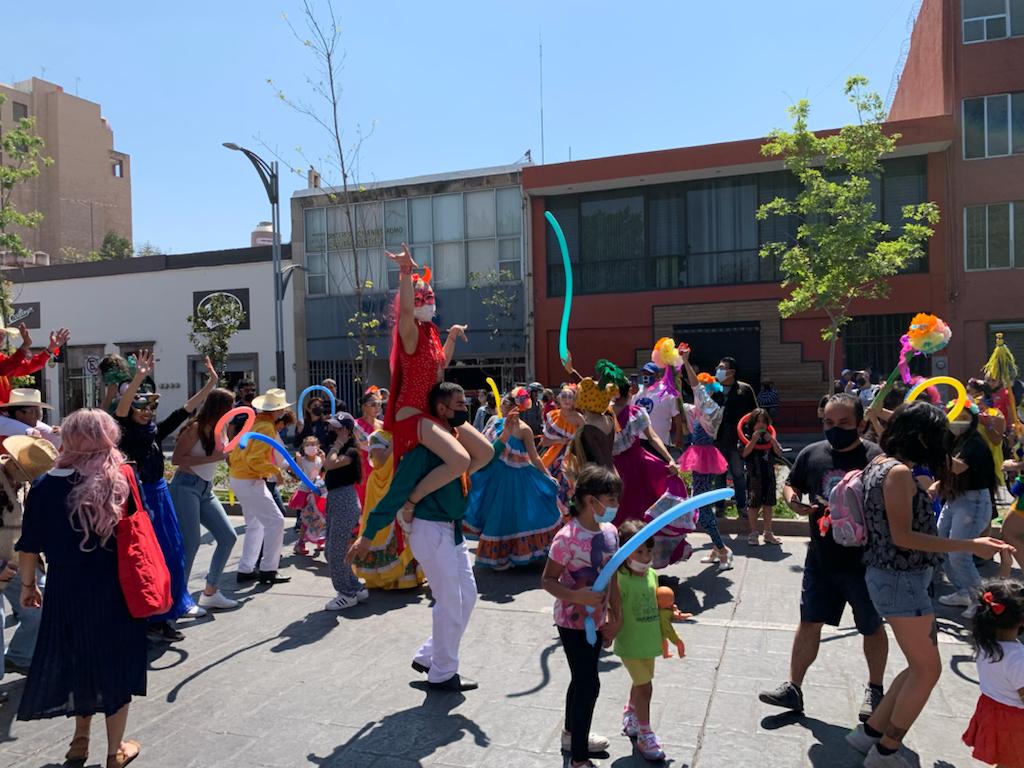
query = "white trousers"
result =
(231, 478, 284, 573)
(409, 518, 478, 684)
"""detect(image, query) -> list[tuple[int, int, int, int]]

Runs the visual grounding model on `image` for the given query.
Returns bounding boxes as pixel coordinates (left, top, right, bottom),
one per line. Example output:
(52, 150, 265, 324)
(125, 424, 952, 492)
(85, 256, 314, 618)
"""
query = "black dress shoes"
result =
(427, 674, 478, 692)
(257, 570, 292, 585)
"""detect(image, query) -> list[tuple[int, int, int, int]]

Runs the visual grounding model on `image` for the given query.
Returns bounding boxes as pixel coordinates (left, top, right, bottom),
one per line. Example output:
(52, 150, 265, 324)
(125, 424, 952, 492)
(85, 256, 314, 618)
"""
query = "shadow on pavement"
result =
(473, 560, 543, 605)
(761, 712, 862, 767)
(306, 689, 488, 767)
(659, 571, 733, 617)
(505, 636, 620, 700)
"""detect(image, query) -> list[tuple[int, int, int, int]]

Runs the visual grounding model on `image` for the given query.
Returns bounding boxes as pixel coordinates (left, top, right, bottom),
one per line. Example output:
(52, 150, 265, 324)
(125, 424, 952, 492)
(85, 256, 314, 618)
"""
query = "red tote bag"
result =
(116, 464, 172, 618)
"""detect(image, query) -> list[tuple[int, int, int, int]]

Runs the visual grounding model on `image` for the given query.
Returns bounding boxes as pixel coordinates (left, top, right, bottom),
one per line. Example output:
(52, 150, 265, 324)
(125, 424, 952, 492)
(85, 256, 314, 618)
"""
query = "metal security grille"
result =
(843, 314, 930, 378)
(308, 359, 359, 412)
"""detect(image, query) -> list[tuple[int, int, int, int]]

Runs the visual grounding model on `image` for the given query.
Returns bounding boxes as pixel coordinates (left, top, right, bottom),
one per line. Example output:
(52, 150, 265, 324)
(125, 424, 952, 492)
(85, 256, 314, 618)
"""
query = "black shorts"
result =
(800, 553, 883, 636)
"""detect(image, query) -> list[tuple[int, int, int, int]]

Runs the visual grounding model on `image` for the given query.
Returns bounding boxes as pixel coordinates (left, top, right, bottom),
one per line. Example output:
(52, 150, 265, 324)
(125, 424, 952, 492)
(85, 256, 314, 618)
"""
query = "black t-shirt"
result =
(786, 438, 883, 571)
(324, 442, 361, 490)
(956, 431, 996, 491)
(116, 408, 189, 485)
(716, 380, 757, 453)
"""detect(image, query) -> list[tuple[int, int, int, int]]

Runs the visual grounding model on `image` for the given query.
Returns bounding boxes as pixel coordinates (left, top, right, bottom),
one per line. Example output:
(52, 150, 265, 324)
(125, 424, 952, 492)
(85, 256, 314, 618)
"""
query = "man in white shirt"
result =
(0, 389, 59, 449)
(632, 363, 683, 454)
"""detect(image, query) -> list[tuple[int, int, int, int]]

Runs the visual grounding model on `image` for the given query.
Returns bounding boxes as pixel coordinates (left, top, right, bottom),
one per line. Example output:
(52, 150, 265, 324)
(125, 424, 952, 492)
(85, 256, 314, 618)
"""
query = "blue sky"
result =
(6, 0, 919, 254)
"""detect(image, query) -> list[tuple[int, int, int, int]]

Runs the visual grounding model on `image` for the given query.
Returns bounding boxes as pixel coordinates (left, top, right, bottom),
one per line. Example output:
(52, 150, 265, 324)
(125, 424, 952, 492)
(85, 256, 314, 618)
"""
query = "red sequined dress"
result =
(384, 321, 446, 462)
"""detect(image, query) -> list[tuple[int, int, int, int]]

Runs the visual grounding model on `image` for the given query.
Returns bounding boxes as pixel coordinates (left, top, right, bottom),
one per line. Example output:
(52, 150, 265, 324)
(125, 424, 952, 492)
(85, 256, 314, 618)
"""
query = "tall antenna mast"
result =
(539, 29, 545, 165)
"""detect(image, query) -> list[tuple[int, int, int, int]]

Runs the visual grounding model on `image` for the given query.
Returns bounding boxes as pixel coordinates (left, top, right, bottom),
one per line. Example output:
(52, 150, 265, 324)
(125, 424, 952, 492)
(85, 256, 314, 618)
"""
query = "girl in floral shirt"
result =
(543, 465, 622, 768)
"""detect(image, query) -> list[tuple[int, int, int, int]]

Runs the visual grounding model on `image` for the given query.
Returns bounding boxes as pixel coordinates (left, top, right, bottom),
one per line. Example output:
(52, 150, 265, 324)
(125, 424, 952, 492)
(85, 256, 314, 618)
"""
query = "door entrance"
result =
(672, 321, 761, 388)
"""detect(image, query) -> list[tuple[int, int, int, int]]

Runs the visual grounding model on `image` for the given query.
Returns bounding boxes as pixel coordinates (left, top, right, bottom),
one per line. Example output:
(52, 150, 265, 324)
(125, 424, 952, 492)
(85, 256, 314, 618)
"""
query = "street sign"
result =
(84, 355, 101, 376)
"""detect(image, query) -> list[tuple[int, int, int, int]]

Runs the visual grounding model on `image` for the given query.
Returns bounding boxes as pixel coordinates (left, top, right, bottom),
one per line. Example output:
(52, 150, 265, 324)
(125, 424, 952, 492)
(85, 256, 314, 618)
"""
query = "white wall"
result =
(12, 261, 295, 420)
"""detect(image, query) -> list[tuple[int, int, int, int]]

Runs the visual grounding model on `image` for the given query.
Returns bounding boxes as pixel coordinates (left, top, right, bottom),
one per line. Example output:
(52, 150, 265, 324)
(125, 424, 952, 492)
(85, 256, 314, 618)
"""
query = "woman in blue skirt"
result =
(464, 399, 561, 570)
(115, 350, 219, 640)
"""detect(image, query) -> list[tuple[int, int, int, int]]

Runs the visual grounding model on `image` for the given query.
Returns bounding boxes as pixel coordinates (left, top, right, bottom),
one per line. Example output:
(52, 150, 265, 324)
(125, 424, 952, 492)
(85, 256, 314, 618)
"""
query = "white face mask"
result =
(627, 559, 650, 575)
(414, 304, 436, 323)
(303, 445, 319, 457)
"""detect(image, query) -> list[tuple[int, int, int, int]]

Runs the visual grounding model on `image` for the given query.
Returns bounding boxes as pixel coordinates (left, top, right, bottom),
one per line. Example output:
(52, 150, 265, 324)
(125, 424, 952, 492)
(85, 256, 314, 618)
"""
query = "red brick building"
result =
(523, 0, 1024, 428)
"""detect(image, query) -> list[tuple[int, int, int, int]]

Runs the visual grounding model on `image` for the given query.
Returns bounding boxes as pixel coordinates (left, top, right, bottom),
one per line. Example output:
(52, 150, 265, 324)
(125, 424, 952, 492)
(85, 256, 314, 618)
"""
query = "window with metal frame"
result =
(545, 158, 929, 297)
(963, 0, 1024, 42)
(964, 201, 1024, 270)
(989, 322, 1024, 377)
(12, 102, 27, 122)
(843, 314, 930, 380)
(963, 92, 1024, 159)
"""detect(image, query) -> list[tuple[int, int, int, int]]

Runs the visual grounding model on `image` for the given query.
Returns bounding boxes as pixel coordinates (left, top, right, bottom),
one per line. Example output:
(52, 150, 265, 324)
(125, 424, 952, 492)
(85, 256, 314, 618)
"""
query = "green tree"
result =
(270, 0, 378, 385)
(100, 230, 133, 260)
(468, 269, 519, 340)
(757, 76, 940, 389)
(186, 293, 245, 380)
(0, 93, 51, 264)
(135, 241, 165, 258)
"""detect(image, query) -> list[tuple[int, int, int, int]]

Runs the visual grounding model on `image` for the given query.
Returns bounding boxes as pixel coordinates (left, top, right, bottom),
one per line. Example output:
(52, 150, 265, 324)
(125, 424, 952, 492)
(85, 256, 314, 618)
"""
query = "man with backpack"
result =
(758, 394, 888, 723)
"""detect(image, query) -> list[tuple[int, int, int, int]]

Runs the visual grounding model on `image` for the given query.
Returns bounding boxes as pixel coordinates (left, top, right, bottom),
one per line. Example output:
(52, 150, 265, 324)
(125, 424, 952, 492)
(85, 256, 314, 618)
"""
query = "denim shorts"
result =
(864, 565, 935, 619)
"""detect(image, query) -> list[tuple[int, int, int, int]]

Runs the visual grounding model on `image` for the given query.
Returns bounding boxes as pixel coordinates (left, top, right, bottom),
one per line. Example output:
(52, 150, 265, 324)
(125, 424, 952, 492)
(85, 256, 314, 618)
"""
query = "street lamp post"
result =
(223, 143, 286, 390)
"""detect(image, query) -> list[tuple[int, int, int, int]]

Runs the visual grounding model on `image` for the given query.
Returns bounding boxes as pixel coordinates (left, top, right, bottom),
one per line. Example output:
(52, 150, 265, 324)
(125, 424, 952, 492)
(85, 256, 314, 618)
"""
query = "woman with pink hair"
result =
(16, 409, 145, 768)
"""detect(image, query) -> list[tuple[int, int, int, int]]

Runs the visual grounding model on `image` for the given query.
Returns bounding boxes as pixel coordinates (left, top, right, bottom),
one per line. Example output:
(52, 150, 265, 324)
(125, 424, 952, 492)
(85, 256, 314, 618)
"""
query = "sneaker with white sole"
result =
(325, 593, 359, 611)
(184, 603, 207, 618)
(197, 591, 239, 610)
(622, 708, 639, 738)
(560, 730, 610, 753)
(356, 588, 370, 602)
(938, 591, 971, 607)
(636, 731, 665, 761)
(863, 744, 911, 767)
(717, 549, 735, 572)
(846, 724, 880, 755)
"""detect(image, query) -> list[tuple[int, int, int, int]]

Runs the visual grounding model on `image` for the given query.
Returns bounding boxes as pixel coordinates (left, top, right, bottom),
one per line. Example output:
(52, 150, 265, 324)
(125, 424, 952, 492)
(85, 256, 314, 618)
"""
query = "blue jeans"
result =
(714, 445, 747, 513)
(169, 472, 238, 589)
(937, 489, 992, 595)
(865, 566, 935, 618)
(1, 567, 44, 673)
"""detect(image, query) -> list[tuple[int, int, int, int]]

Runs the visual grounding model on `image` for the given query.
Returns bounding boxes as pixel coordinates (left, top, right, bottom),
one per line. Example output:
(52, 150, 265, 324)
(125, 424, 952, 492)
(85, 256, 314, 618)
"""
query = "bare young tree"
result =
(268, 0, 380, 385)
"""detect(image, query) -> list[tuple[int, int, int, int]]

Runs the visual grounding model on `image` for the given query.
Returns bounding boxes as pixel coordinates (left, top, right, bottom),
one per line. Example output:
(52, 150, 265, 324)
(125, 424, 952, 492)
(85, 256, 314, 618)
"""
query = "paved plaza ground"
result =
(0, 519, 990, 767)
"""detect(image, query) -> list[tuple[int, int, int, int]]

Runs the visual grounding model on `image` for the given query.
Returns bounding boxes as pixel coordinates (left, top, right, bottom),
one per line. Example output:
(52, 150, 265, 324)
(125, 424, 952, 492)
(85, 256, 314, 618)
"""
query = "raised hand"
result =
(204, 355, 219, 384)
(134, 349, 154, 379)
(385, 243, 417, 271)
(17, 324, 31, 351)
(446, 324, 468, 343)
(50, 328, 71, 348)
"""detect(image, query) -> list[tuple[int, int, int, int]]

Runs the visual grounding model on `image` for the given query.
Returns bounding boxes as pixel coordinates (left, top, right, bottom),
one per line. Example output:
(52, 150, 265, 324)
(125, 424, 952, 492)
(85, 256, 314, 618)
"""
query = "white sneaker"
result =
(356, 588, 370, 603)
(864, 744, 911, 767)
(184, 603, 207, 618)
(198, 591, 239, 610)
(938, 591, 971, 607)
(560, 730, 610, 753)
(846, 724, 880, 755)
(717, 549, 735, 572)
(962, 602, 979, 619)
(325, 593, 359, 611)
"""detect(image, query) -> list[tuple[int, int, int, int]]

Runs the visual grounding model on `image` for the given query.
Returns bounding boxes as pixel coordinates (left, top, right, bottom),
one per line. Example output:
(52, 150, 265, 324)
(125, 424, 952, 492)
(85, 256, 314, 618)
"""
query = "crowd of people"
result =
(1, 253, 1024, 767)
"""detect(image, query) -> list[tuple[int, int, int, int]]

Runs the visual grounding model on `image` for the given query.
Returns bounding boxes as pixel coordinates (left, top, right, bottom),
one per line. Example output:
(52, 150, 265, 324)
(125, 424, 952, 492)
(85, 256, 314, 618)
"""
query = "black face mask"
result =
(242, 392, 255, 403)
(447, 410, 469, 429)
(311, 406, 323, 417)
(824, 426, 859, 451)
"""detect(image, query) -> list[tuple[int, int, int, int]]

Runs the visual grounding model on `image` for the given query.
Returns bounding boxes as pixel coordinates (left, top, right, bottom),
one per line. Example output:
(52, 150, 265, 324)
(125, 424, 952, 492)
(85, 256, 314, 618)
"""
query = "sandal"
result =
(747, 532, 760, 546)
(699, 552, 718, 564)
(106, 740, 140, 768)
(66, 735, 89, 765)
(763, 532, 782, 545)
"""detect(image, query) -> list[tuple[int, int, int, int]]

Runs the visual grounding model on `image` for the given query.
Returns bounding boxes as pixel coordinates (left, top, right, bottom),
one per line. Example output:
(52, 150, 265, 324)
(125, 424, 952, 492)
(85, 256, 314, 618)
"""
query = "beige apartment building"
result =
(0, 77, 131, 262)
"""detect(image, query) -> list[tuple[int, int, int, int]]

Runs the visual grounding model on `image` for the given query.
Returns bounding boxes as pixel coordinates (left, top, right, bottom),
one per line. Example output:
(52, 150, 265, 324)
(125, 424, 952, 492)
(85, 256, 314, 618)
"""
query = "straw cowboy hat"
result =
(251, 388, 293, 412)
(0, 389, 52, 410)
(3, 436, 58, 482)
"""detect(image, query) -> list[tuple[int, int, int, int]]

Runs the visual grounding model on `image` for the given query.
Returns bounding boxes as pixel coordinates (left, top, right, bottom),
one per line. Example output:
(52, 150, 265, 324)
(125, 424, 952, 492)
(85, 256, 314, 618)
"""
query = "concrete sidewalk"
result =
(0, 521, 991, 767)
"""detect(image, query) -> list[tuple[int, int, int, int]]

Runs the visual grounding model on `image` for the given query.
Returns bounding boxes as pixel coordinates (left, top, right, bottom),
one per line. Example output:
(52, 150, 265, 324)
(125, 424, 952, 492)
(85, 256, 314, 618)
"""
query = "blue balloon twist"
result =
(584, 487, 734, 645)
(238, 432, 323, 496)
(297, 385, 337, 418)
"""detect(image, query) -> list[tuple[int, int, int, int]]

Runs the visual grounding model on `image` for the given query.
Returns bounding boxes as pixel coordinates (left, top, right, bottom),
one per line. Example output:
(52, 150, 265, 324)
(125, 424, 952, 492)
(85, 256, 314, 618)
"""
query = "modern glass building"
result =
(290, 165, 528, 407)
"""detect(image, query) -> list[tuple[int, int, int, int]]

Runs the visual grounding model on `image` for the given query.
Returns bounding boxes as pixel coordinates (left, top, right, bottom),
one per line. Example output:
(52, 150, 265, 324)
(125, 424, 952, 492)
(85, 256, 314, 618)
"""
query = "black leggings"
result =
(558, 625, 603, 762)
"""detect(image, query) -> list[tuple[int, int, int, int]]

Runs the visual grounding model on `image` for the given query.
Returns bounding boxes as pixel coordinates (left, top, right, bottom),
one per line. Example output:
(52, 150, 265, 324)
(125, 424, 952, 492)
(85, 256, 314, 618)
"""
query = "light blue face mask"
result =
(715, 368, 728, 383)
(595, 503, 618, 524)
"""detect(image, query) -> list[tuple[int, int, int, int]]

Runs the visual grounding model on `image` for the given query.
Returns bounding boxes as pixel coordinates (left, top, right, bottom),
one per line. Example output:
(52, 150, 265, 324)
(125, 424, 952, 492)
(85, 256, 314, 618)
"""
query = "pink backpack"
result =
(825, 469, 867, 547)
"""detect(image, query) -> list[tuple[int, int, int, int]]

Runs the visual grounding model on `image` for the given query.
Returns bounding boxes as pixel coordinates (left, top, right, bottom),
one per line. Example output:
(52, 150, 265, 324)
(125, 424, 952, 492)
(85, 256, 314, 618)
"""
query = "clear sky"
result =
(6, 0, 919, 254)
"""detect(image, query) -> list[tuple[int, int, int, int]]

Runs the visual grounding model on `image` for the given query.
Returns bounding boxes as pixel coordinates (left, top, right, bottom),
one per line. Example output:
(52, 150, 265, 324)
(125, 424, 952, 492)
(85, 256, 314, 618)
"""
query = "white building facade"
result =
(7, 246, 296, 420)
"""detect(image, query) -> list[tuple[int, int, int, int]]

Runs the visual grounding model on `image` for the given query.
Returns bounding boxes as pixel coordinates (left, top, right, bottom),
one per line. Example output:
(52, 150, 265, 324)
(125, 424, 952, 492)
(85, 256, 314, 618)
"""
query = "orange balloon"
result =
(215, 406, 256, 452)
